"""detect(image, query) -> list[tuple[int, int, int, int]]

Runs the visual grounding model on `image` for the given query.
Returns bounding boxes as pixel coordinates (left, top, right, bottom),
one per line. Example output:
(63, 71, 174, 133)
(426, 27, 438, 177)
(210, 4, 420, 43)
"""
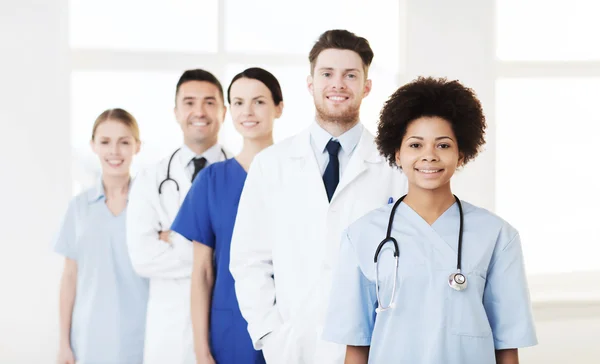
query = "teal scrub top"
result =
(322, 200, 538, 364)
(53, 179, 149, 364)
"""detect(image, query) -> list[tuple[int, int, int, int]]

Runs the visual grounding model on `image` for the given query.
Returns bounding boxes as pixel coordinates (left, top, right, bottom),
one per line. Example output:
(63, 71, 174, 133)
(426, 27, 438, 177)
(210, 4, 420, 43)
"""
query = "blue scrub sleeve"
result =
(53, 199, 78, 260)
(483, 231, 538, 350)
(171, 168, 216, 248)
(322, 230, 377, 346)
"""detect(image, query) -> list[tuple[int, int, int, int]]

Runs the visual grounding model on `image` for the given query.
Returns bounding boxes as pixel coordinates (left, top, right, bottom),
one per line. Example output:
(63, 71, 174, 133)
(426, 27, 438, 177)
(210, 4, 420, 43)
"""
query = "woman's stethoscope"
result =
(158, 147, 227, 194)
(374, 194, 466, 313)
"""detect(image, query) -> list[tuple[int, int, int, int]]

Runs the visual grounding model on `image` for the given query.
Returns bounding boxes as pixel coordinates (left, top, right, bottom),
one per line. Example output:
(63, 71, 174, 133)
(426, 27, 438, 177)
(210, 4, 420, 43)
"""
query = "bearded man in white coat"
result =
(229, 29, 408, 364)
(127, 69, 232, 364)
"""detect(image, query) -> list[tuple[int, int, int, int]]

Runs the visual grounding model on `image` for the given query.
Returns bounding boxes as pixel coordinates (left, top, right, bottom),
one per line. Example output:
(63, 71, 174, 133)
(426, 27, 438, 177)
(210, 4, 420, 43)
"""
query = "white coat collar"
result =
(288, 124, 384, 203)
(178, 143, 228, 169)
(289, 124, 383, 164)
(309, 121, 363, 157)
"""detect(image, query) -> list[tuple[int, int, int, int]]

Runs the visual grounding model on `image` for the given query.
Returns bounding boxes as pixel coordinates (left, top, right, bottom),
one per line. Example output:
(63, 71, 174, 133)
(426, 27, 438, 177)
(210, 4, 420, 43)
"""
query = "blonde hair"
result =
(91, 108, 140, 142)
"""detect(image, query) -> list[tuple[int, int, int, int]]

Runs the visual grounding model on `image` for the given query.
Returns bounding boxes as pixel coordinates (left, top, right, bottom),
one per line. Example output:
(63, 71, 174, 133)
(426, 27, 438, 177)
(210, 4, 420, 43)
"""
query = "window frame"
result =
(494, 1, 600, 303)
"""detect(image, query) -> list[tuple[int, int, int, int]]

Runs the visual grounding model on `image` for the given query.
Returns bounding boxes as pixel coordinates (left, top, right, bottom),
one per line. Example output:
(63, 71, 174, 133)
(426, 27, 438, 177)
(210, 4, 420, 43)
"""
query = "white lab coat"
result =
(230, 127, 408, 364)
(126, 146, 231, 364)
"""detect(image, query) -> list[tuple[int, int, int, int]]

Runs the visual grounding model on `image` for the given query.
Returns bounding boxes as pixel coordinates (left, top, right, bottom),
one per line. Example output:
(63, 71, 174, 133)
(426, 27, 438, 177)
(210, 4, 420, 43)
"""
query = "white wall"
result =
(0, 1, 598, 362)
(0, 0, 69, 361)
(521, 300, 600, 363)
(403, 2, 600, 362)
(403, 0, 496, 211)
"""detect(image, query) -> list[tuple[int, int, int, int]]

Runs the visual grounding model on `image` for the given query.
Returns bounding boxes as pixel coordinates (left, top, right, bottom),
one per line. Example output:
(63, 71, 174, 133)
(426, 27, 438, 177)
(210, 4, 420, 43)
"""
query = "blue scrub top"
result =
(53, 179, 149, 364)
(172, 158, 265, 364)
(322, 200, 538, 364)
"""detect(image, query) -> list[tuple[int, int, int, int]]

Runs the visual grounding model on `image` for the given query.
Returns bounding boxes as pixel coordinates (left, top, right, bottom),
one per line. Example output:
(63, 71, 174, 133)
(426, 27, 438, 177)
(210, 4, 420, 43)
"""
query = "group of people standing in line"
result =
(54, 29, 537, 364)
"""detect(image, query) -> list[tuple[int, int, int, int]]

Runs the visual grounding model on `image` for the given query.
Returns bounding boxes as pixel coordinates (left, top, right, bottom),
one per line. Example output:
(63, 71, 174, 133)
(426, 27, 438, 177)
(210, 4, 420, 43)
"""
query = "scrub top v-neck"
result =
(53, 179, 149, 364)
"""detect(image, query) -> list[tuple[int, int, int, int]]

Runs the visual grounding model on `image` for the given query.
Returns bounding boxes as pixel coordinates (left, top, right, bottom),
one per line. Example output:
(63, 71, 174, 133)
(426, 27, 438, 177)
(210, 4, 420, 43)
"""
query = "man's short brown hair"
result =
(308, 29, 374, 76)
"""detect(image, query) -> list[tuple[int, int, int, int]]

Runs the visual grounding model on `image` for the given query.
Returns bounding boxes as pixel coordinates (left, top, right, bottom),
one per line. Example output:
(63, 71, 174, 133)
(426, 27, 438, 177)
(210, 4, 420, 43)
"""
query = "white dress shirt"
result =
(309, 120, 364, 179)
(178, 143, 228, 181)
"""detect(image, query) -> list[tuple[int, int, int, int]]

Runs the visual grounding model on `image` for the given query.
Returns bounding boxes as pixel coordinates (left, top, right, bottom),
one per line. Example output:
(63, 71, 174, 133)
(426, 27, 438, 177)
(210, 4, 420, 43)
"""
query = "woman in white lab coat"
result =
(54, 108, 149, 364)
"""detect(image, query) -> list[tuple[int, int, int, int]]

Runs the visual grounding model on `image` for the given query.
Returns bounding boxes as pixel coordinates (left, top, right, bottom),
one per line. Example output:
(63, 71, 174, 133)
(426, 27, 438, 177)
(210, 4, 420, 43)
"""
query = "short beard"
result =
(315, 103, 360, 125)
(188, 135, 207, 145)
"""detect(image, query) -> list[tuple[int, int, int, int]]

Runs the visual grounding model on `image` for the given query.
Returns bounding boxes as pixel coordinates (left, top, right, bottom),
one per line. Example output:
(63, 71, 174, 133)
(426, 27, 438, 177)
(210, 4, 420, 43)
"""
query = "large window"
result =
(69, 0, 599, 280)
(496, 0, 600, 61)
(495, 1, 600, 275)
(68, 0, 402, 195)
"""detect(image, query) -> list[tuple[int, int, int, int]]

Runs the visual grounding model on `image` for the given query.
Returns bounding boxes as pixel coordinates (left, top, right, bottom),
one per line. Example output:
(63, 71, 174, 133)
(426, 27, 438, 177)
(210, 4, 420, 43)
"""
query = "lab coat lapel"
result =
(288, 129, 331, 207)
(161, 156, 191, 224)
(399, 203, 457, 268)
(173, 156, 192, 204)
(331, 129, 380, 202)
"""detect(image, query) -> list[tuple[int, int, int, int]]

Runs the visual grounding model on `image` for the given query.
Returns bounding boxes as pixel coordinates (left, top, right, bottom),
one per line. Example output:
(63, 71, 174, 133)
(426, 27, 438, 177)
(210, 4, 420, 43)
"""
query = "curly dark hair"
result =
(375, 76, 486, 168)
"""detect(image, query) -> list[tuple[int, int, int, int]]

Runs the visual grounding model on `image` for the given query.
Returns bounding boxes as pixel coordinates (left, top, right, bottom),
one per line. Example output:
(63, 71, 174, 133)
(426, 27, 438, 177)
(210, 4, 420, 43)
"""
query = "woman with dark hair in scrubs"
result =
(321, 77, 537, 364)
(171, 67, 284, 364)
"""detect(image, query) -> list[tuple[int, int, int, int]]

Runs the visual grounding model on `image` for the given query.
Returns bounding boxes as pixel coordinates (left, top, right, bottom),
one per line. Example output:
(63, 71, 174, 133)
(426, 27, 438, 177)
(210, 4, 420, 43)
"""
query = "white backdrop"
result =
(1, 0, 599, 362)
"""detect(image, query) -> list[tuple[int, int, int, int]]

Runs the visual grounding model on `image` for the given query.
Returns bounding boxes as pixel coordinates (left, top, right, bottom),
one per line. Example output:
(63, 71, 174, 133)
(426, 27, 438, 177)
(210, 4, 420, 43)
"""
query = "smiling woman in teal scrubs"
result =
(171, 67, 284, 364)
(54, 109, 149, 364)
(322, 77, 538, 364)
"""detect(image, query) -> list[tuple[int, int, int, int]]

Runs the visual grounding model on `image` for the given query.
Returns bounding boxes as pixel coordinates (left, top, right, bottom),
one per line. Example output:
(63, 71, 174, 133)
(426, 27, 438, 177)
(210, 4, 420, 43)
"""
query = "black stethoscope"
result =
(158, 147, 227, 194)
(373, 194, 466, 313)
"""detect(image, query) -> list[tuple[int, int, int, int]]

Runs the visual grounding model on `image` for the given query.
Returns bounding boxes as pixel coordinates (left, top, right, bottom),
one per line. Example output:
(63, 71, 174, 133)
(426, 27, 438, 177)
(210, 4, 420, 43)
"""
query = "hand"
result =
(195, 351, 216, 364)
(158, 230, 172, 244)
(57, 345, 75, 364)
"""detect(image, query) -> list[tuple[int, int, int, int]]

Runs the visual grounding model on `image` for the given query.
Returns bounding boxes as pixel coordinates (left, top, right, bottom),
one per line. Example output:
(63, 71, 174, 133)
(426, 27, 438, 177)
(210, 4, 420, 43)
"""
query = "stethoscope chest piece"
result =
(374, 195, 469, 314)
(448, 271, 468, 291)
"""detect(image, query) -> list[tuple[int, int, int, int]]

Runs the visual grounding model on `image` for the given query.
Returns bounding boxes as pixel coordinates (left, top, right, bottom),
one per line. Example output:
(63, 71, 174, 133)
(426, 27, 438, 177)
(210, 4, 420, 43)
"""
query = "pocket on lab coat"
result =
(261, 321, 300, 364)
(449, 272, 492, 338)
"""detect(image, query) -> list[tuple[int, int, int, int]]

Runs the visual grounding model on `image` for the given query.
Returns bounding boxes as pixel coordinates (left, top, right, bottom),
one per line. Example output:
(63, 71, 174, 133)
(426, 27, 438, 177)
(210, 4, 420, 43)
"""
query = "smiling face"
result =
(229, 77, 282, 140)
(174, 80, 226, 148)
(307, 48, 372, 125)
(90, 119, 140, 177)
(396, 116, 463, 193)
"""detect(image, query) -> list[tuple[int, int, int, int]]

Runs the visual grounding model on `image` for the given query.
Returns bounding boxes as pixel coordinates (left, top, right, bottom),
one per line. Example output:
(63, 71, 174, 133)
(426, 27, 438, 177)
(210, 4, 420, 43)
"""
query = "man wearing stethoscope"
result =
(126, 69, 233, 364)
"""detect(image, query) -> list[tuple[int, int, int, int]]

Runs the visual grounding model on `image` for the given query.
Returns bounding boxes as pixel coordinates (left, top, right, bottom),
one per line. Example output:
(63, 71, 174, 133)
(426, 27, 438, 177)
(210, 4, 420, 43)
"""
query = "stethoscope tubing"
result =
(157, 147, 227, 195)
(374, 194, 466, 313)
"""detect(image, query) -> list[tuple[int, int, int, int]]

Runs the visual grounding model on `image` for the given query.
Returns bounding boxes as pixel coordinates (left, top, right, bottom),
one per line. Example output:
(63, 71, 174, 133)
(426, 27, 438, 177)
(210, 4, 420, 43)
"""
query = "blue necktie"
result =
(323, 139, 341, 202)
